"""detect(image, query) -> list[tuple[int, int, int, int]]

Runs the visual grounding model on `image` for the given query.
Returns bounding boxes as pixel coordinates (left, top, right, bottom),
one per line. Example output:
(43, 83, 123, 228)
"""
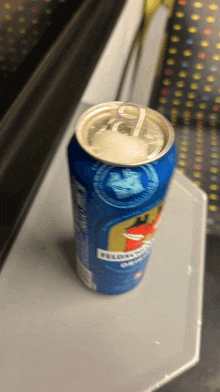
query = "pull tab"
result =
(110, 102, 146, 137)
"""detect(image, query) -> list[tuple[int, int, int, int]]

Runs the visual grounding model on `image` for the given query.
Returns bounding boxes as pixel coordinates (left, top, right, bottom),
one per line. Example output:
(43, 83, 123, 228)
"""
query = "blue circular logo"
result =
(93, 164, 159, 208)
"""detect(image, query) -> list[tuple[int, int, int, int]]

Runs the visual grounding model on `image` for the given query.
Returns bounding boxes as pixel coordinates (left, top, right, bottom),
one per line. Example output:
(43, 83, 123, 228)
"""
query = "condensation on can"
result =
(68, 102, 177, 295)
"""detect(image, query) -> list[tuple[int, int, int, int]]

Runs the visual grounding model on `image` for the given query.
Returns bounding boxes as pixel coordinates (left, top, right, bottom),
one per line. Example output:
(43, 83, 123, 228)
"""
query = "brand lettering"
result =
(97, 242, 152, 262)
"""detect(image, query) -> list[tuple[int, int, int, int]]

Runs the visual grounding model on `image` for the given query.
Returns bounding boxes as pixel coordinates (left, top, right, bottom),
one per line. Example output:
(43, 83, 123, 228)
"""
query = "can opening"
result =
(76, 102, 173, 166)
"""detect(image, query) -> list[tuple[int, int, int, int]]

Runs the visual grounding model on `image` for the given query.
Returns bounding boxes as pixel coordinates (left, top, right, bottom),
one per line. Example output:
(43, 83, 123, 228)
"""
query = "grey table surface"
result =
(157, 233, 220, 392)
(0, 102, 208, 392)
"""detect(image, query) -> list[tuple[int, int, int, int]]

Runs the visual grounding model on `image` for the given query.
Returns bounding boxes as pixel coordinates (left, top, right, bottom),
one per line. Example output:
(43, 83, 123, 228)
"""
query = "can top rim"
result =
(75, 102, 175, 167)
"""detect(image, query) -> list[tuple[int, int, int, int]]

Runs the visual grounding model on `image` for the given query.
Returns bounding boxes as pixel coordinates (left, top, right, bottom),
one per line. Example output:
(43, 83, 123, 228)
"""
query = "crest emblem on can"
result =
(106, 169, 145, 198)
(93, 164, 159, 208)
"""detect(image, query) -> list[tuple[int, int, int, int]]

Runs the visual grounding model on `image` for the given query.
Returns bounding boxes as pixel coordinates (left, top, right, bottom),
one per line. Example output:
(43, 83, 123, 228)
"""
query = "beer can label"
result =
(72, 159, 168, 295)
(96, 202, 163, 273)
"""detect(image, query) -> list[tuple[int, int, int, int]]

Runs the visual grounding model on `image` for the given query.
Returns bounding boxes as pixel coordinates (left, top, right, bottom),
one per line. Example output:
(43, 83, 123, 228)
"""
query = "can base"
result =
(76, 257, 146, 295)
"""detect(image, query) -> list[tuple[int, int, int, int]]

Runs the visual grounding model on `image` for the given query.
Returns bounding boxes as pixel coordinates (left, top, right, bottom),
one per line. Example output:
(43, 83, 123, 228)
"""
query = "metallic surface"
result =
(75, 102, 174, 166)
(69, 103, 176, 294)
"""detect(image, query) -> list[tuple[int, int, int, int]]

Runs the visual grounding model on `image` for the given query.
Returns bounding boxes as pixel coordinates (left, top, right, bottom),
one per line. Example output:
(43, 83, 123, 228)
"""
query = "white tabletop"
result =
(0, 103, 207, 392)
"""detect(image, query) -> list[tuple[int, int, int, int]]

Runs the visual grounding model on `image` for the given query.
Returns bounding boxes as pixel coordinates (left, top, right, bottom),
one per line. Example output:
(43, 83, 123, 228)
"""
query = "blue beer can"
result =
(68, 102, 177, 295)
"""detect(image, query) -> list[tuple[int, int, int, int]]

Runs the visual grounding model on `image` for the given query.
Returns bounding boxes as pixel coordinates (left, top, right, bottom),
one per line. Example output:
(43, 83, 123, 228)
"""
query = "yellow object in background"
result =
(142, 0, 176, 44)
(144, 0, 176, 25)
(142, 0, 176, 77)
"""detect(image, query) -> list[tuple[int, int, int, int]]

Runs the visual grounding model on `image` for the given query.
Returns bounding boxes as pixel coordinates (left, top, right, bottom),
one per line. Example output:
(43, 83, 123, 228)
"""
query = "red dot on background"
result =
(32, 8, 38, 13)
(8, 38, 14, 43)
(194, 164, 202, 170)
(212, 105, 219, 112)
(179, 0, 186, 4)
(204, 29, 212, 35)
(165, 69, 173, 76)
(198, 52, 206, 58)
(197, 119, 202, 123)
(184, 110, 190, 116)
(161, 89, 169, 95)
(196, 144, 203, 149)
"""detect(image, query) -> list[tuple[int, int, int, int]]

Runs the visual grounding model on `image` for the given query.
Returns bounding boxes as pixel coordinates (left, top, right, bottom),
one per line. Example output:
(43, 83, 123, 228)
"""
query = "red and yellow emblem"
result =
(108, 202, 164, 252)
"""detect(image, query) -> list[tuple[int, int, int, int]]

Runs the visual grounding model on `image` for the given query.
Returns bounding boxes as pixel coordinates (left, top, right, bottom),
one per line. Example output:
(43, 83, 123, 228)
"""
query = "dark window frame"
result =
(0, 0, 127, 268)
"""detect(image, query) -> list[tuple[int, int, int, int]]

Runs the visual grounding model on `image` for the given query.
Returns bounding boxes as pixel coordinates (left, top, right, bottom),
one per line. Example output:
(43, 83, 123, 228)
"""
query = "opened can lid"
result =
(75, 102, 175, 167)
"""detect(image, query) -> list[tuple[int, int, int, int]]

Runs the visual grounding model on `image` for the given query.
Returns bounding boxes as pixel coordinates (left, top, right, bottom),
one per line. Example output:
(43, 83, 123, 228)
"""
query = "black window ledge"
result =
(0, 0, 127, 268)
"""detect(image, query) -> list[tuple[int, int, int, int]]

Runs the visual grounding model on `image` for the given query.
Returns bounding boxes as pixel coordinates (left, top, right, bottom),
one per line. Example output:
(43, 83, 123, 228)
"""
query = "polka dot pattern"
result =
(150, 0, 220, 235)
(152, 0, 220, 125)
(0, 0, 61, 72)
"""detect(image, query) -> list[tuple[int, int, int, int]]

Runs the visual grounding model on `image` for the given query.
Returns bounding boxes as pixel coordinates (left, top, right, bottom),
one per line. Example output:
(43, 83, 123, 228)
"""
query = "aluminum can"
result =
(68, 102, 177, 295)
